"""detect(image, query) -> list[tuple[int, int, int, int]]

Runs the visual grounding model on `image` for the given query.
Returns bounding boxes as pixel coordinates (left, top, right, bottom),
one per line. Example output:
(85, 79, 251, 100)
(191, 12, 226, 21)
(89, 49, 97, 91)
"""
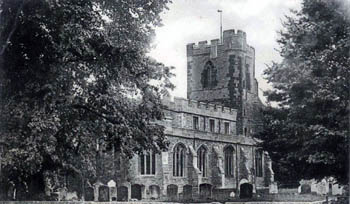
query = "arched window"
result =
(197, 146, 207, 177)
(201, 61, 217, 88)
(224, 146, 235, 177)
(255, 150, 263, 177)
(173, 144, 186, 177)
(140, 151, 156, 175)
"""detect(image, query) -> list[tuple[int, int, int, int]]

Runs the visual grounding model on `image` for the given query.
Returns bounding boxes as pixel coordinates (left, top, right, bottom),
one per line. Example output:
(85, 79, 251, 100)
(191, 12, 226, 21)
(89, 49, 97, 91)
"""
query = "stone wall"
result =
(112, 133, 267, 200)
(84, 95, 272, 201)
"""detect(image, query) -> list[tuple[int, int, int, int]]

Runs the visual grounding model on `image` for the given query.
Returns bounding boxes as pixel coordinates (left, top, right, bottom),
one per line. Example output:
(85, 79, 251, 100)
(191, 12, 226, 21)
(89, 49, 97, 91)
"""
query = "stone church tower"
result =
(187, 29, 262, 136)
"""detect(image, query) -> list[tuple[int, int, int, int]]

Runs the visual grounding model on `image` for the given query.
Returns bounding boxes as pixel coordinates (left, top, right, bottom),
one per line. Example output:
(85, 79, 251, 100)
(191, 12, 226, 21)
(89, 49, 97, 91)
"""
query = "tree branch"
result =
(71, 104, 117, 124)
(0, 0, 26, 56)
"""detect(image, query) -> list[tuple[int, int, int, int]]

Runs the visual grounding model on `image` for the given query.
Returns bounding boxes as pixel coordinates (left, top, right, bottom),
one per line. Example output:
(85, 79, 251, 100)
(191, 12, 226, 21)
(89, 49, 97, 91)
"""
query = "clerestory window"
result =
(224, 122, 230, 135)
(193, 116, 199, 130)
(209, 119, 215, 132)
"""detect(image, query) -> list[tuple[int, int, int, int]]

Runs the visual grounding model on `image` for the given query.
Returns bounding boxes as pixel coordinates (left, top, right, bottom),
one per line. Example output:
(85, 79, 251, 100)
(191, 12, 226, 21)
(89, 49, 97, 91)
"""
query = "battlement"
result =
(222, 29, 246, 39)
(182, 97, 235, 114)
(163, 97, 237, 120)
(187, 28, 249, 55)
(186, 38, 220, 49)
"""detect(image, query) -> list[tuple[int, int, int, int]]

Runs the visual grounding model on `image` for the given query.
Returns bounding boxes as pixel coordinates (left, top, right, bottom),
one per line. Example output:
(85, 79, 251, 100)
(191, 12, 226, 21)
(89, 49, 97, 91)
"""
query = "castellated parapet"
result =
(163, 96, 237, 120)
(186, 29, 255, 57)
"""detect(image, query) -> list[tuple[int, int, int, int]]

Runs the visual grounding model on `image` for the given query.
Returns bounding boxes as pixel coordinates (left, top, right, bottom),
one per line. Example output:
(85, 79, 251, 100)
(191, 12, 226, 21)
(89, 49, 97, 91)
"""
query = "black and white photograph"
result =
(0, 0, 349, 203)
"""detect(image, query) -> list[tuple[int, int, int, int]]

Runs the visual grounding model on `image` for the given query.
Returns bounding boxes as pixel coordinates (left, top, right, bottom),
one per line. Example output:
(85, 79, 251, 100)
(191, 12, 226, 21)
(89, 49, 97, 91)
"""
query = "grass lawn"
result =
(169, 193, 326, 203)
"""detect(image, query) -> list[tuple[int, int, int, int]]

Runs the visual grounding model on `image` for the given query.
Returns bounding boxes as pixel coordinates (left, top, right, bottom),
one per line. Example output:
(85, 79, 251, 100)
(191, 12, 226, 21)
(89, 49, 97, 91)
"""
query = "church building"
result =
(91, 29, 275, 201)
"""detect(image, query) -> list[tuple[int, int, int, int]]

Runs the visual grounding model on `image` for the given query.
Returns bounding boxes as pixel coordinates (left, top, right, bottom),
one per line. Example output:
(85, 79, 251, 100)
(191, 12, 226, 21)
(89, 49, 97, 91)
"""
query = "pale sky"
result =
(149, 0, 302, 101)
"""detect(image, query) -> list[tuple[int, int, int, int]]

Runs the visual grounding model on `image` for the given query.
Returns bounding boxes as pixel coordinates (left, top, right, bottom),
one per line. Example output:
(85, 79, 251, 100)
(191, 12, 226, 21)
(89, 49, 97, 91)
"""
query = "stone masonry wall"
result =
(122, 134, 262, 198)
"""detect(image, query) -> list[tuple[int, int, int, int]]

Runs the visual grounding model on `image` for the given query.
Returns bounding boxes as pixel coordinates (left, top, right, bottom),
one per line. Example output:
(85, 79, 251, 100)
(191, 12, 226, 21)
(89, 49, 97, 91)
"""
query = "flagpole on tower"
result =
(217, 10, 223, 44)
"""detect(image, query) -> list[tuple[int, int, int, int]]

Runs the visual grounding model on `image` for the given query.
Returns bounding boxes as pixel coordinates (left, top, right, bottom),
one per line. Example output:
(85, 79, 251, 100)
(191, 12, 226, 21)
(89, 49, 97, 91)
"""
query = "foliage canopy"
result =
(0, 0, 173, 195)
(259, 0, 349, 184)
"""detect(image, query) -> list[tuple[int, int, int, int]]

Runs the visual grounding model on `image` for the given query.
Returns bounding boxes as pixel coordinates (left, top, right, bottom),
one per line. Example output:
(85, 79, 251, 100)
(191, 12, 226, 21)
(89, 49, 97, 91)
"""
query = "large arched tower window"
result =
(197, 146, 207, 177)
(255, 149, 263, 177)
(224, 146, 235, 177)
(173, 144, 186, 177)
(201, 61, 217, 88)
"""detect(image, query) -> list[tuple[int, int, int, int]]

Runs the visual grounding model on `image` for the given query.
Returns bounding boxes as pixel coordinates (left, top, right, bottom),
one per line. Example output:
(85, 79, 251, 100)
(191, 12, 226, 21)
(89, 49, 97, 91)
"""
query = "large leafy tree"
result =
(0, 0, 173, 196)
(259, 0, 349, 185)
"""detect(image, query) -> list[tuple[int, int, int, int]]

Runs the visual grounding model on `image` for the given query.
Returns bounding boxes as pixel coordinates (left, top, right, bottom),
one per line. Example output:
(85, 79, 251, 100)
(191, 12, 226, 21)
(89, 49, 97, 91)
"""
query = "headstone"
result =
(318, 181, 327, 195)
(269, 182, 278, 194)
(300, 184, 311, 194)
(16, 185, 28, 201)
(93, 181, 102, 201)
(107, 180, 116, 188)
(110, 187, 117, 201)
(117, 186, 128, 201)
(183, 185, 192, 200)
(199, 184, 212, 199)
(107, 180, 117, 201)
(332, 183, 344, 195)
(98, 185, 109, 202)
(328, 183, 333, 195)
(66, 191, 78, 201)
(7, 185, 15, 200)
(58, 187, 67, 201)
(149, 185, 160, 199)
(240, 183, 253, 199)
(167, 184, 178, 200)
(131, 184, 142, 200)
(84, 187, 94, 201)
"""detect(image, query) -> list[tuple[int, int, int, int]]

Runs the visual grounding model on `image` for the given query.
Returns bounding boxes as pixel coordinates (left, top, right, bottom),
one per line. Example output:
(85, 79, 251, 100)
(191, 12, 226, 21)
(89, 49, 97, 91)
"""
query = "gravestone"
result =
(131, 184, 142, 200)
(167, 184, 178, 200)
(318, 181, 327, 195)
(16, 185, 28, 201)
(240, 183, 253, 199)
(65, 191, 78, 201)
(149, 185, 160, 199)
(107, 180, 117, 201)
(117, 186, 128, 201)
(107, 180, 116, 188)
(199, 183, 212, 199)
(269, 182, 278, 194)
(98, 185, 109, 202)
(300, 184, 311, 194)
(84, 187, 94, 201)
(110, 187, 117, 201)
(57, 187, 68, 201)
(183, 185, 192, 200)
